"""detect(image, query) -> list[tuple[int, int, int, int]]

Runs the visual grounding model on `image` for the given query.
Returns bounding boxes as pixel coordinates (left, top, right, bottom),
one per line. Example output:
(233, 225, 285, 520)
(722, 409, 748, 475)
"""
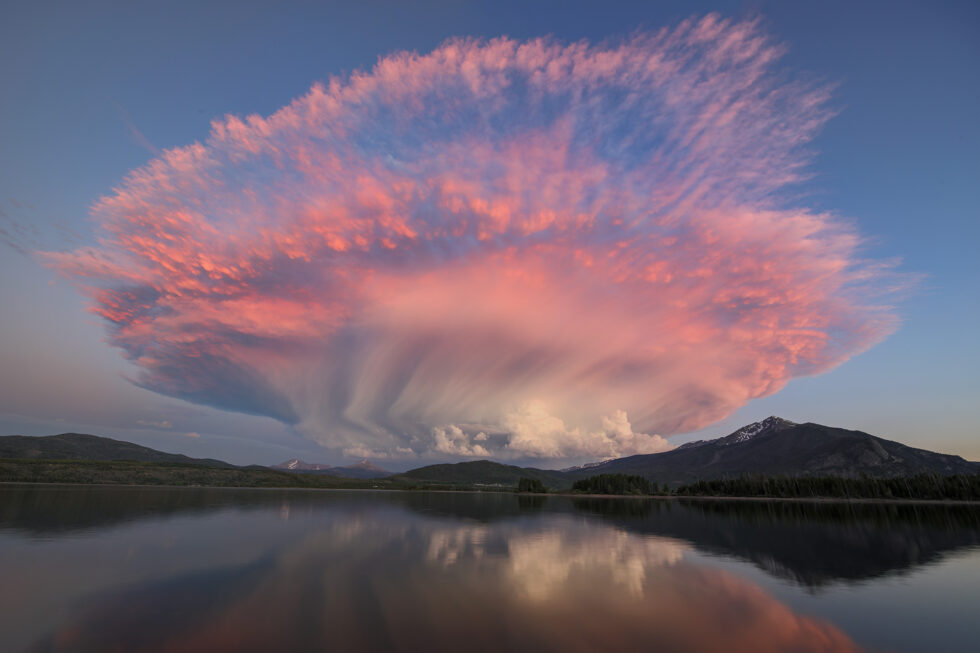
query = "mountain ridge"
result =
(391, 460, 569, 488)
(3, 418, 977, 489)
(386, 417, 979, 487)
(676, 416, 797, 450)
(272, 458, 390, 479)
(0, 433, 238, 469)
(573, 417, 979, 486)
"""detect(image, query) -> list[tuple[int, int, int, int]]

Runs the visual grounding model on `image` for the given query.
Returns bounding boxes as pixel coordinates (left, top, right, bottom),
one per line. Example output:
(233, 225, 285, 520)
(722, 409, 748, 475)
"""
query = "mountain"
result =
(676, 416, 797, 450)
(392, 460, 568, 488)
(275, 459, 332, 471)
(559, 460, 610, 473)
(390, 417, 978, 489)
(0, 433, 236, 468)
(6, 419, 976, 490)
(272, 458, 390, 479)
(575, 417, 980, 486)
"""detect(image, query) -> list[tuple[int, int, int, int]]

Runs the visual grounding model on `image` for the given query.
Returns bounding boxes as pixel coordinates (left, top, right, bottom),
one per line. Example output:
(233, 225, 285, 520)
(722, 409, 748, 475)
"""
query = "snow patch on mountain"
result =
(721, 416, 796, 445)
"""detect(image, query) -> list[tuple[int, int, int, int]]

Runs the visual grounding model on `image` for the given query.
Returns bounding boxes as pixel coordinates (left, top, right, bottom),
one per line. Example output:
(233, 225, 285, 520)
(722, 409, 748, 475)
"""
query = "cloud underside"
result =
(48, 15, 899, 461)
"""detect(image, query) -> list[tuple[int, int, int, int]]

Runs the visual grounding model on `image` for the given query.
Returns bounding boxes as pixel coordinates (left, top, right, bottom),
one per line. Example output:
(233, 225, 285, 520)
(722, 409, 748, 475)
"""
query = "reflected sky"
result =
(1, 486, 978, 652)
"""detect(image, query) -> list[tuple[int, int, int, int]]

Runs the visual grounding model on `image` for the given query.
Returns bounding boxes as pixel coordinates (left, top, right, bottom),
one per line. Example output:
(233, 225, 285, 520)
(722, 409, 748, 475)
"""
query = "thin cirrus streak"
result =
(47, 15, 901, 462)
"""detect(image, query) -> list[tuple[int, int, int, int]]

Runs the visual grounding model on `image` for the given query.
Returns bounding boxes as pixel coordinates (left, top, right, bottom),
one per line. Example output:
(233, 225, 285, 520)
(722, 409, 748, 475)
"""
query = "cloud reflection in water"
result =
(32, 512, 862, 652)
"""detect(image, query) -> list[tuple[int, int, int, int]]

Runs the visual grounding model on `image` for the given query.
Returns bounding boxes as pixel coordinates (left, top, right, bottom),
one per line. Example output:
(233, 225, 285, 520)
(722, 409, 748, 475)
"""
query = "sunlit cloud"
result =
(425, 522, 688, 600)
(47, 15, 900, 461)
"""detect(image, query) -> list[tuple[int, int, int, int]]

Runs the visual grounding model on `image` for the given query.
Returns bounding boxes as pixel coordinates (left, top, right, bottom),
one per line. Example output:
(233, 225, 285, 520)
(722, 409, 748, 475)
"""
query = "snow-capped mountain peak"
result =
(273, 459, 332, 471)
(722, 416, 796, 445)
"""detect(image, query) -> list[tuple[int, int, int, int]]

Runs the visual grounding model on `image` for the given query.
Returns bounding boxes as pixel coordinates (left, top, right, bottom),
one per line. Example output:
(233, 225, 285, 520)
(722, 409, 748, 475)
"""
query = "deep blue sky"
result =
(1, 0, 977, 466)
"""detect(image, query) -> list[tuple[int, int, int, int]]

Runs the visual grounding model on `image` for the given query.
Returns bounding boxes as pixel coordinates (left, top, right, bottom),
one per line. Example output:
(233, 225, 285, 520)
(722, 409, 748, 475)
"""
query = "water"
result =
(1, 485, 978, 652)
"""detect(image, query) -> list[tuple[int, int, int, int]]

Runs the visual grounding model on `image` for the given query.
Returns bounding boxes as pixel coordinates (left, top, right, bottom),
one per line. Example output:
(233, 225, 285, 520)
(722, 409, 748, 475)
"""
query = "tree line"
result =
(570, 473, 668, 495)
(534, 471, 980, 500)
(673, 473, 980, 501)
(517, 477, 547, 493)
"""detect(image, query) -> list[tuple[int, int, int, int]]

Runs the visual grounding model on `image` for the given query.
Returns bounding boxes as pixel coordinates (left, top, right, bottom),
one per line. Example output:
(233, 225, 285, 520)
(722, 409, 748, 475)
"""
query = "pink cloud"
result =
(46, 15, 902, 461)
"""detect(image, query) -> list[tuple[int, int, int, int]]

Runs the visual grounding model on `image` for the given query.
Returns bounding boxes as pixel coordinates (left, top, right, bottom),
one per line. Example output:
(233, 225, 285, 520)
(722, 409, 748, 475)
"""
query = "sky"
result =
(1, 0, 977, 468)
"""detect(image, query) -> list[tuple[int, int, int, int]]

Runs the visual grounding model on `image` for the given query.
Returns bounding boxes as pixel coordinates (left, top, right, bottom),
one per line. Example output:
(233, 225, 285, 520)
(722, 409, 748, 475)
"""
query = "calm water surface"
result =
(1, 485, 978, 652)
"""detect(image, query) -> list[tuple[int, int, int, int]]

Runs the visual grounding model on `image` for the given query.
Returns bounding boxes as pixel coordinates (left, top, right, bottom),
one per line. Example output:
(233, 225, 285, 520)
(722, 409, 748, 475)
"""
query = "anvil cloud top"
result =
(46, 16, 899, 461)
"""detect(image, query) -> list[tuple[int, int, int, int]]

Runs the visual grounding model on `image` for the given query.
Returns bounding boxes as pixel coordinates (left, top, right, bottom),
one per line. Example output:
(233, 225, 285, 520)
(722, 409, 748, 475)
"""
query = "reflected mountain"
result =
(391, 493, 980, 588)
(570, 497, 980, 588)
(0, 485, 281, 535)
(26, 513, 863, 653)
(2, 485, 978, 589)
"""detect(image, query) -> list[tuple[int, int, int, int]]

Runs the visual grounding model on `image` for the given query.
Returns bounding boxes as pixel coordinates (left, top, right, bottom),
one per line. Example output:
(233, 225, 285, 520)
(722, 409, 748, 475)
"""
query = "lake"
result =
(1, 485, 978, 652)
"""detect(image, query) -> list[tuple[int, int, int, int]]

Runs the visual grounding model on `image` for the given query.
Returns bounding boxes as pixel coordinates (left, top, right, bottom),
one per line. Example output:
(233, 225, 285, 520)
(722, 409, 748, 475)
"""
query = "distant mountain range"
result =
(0, 433, 238, 468)
(391, 460, 567, 487)
(272, 459, 390, 479)
(3, 417, 977, 489)
(387, 417, 979, 488)
(0, 433, 390, 479)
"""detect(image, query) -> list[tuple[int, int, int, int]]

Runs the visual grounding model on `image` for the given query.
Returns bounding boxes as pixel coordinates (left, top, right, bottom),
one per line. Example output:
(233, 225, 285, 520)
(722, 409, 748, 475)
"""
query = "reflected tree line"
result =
(2, 483, 979, 590)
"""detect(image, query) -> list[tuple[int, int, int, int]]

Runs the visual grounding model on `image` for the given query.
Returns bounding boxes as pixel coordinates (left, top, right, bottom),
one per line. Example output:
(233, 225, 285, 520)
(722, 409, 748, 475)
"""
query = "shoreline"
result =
(3, 482, 979, 505)
(523, 491, 980, 506)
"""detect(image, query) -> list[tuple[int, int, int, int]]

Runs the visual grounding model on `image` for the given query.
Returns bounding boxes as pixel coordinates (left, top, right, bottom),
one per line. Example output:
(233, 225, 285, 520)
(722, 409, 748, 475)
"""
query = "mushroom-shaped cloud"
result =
(48, 15, 900, 462)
